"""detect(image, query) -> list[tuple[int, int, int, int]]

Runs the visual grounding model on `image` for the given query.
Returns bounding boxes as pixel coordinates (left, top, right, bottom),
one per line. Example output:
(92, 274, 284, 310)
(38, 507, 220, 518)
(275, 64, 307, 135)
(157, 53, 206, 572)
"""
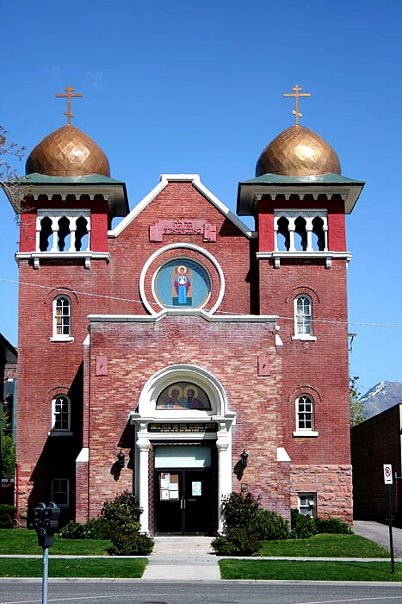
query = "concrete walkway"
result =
(353, 520, 402, 556)
(142, 536, 221, 581)
(141, 522, 402, 581)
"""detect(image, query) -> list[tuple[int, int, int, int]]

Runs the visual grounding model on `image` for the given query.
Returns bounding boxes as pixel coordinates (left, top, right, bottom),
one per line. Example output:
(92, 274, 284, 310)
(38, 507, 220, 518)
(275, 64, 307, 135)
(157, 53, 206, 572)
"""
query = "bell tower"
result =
(237, 86, 364, 521)
(3, 89, 129, 523)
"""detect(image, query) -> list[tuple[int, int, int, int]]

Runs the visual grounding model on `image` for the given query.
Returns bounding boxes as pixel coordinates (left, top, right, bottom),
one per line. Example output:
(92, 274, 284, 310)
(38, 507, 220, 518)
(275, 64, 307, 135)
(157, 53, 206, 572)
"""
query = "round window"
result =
(155, 259, 211, 309)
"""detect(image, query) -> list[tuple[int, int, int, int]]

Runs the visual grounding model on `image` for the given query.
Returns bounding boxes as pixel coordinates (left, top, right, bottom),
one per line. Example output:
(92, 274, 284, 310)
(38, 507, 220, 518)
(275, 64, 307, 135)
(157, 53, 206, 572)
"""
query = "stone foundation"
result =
(290, 464, 353, 523)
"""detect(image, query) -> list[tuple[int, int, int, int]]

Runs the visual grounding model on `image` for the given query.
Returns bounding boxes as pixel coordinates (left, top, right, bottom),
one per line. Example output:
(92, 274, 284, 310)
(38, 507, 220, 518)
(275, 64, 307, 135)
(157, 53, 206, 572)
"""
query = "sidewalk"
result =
(142, 536, 220, 581)
(142, 523, 402, 581)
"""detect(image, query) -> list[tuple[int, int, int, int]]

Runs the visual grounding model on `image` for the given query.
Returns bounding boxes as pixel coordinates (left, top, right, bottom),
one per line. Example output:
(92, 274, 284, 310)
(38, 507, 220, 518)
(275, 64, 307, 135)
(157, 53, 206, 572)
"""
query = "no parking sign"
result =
(383, 464, 393, 485)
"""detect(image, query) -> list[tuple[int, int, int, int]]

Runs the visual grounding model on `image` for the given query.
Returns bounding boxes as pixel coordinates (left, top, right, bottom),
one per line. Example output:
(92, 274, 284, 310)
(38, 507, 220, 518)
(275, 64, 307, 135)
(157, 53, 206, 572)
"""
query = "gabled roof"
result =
(109, 174, 254, 238)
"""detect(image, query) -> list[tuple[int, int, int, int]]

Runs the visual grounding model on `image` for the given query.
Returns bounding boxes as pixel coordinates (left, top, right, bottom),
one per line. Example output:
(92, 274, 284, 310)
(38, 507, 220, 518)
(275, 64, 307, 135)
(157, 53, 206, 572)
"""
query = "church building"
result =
(5, 86, 364, 533)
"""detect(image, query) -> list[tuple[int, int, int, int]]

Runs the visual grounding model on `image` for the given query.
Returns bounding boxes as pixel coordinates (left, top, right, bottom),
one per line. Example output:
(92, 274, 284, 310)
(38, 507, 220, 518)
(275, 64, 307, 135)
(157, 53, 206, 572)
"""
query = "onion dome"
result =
(256, 124, 341, 177)
(25, 124, 110, 177)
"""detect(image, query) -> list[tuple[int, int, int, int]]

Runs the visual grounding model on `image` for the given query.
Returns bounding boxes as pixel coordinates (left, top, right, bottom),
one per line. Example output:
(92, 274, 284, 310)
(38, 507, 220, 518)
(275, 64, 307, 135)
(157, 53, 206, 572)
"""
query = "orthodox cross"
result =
(283, 84, 311, 125)
(55, 86, 83, 125)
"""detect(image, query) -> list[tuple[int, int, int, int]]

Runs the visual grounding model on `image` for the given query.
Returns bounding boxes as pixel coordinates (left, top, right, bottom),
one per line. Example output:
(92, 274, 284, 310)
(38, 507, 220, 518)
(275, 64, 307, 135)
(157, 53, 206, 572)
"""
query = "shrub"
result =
(0, 504, 15, 529)
(290, 508, 317, 539)
(109, 530, 154, 555)
(249, 507, 290, 540)
(100, 490, 141, 533)
(315, 517, 353, 535)
(83, 517, 115, 539)
(212, 527, 260, 556)
(59, 520, 86, 539)
(221, 492, 260, 530)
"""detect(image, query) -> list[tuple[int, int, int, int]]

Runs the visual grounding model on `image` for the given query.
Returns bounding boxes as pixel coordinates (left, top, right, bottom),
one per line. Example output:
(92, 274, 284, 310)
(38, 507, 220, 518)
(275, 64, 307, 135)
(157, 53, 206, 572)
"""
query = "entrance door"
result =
(155, 468, 212, 535)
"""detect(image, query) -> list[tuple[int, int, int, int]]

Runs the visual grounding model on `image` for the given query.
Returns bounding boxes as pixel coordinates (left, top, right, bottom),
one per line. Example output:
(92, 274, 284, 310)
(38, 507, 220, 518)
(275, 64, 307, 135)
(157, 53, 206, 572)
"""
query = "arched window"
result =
(51, 395, 71, 432)
(294, 217, 307, 251)
(295, 394, 314, 432)
(53, 296, 72, 339)
(276, 216, 290, 251)
(294, 295, 313, 337)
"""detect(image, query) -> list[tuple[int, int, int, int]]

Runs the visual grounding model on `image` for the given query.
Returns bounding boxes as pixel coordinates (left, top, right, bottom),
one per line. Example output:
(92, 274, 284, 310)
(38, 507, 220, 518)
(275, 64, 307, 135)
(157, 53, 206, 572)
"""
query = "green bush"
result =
(315, 517, 353, 535)
(249, 507, 290, 540)
(83, 517, 115, 539)
(100, 491, 141, 533)
(59, 520, 87, 539)
(0, 504, 15, 529)
(211, 527, 260, 556)
(109, 530, 154, 555)
(60, 492, 149, 546)
(290, 508, 317, 539)
(221, 492, 260, 530)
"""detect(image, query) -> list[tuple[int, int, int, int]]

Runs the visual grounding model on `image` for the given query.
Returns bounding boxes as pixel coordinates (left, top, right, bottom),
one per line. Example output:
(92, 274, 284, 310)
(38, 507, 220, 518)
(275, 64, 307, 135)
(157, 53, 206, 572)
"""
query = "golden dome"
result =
(25, 124, 110, 177)
(256, 124, 341, 177)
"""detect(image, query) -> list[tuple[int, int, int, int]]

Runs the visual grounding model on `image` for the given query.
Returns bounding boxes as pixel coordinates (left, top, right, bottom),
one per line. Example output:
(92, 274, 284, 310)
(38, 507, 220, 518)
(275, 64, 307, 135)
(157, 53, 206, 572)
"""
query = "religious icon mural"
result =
(155, 259, 211, 308)
(173, 265, 192, 306)
(156, 382, 211, 410)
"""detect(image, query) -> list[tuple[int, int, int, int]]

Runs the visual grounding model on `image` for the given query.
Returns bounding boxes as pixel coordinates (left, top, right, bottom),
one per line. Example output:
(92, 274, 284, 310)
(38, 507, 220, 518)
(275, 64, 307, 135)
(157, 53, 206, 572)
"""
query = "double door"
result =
(155, 468, 212, 535)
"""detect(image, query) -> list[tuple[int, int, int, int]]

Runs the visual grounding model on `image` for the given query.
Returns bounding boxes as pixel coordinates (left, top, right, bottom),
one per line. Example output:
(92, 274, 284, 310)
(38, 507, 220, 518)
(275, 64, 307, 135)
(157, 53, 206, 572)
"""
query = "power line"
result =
(1, 276, 402, 329)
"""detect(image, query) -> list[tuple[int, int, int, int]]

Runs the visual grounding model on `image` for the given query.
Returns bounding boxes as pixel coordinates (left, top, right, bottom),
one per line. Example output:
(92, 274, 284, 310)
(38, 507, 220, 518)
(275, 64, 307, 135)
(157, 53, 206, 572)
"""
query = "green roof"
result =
(241, 172, 364, 186)
(15, 172, 125, 185)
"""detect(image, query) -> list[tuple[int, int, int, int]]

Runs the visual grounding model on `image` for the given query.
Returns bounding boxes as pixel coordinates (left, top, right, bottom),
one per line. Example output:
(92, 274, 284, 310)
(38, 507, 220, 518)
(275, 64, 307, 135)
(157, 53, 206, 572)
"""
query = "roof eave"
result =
(237, 179, 365, 215)
(3, 177, 130, 218)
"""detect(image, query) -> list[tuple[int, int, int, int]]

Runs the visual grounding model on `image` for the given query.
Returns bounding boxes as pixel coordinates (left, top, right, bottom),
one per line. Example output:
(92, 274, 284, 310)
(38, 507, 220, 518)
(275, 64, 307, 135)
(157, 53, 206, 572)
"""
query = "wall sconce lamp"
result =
(117, 450, 125, 468)
(240, 449, 249, 468)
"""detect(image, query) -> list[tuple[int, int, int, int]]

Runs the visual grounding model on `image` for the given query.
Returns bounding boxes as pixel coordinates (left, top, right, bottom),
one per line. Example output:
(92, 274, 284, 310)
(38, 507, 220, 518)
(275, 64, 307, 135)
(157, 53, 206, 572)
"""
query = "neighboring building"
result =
(0, 333, 17, 504)
(351, 404, 402, 526)
(4, 90, 364, 532)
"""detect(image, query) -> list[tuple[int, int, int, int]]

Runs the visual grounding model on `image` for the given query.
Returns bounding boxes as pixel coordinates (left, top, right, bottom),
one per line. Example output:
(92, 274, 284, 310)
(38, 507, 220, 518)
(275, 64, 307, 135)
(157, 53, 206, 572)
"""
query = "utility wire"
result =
(1, 276, 401, 329)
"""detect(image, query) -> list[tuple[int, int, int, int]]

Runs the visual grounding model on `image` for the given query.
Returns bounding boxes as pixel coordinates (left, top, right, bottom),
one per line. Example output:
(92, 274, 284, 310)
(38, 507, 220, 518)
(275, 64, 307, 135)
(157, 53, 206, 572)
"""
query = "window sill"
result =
(292, 335, 317, 342)
(293, 430, 319, 437)
(48, 431, 73, 437)
(50, 337, 75, 343)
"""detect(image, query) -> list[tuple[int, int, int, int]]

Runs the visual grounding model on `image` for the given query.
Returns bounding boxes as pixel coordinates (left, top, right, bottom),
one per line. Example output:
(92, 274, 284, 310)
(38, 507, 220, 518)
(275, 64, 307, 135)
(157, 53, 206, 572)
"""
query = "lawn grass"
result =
(0, 529, 111, 555)
(219, 559, 402, 581)
(258, 534, 389, 558)
(0, 557, 147, 578)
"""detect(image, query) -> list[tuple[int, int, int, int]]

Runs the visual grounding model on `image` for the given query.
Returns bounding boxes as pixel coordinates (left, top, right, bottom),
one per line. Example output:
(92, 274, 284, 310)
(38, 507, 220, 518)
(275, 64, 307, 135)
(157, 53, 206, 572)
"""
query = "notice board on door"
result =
(159, 472, 179, 501)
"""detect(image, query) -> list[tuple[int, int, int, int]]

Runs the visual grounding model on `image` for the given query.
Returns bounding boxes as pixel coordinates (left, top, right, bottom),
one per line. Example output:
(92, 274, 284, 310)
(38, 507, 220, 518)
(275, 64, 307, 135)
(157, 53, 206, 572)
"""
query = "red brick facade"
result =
(12, 165, 360, 531)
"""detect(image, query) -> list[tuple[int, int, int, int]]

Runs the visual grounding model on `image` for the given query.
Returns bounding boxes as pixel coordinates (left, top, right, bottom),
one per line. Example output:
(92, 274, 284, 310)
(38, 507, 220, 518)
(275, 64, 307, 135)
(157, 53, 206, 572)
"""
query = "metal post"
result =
(42, 546, 48, 604)
(387, 484, 395, 574)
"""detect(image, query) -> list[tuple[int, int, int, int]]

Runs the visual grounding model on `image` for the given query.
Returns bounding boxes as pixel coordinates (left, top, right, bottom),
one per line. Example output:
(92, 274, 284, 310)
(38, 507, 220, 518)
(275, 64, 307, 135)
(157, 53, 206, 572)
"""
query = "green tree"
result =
(350, 375, 366, 427)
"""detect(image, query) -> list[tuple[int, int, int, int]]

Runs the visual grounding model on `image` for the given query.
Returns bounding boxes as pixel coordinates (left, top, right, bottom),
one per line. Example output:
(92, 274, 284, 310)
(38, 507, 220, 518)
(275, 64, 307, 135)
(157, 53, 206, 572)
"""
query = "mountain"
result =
(360, 381, 402, 419)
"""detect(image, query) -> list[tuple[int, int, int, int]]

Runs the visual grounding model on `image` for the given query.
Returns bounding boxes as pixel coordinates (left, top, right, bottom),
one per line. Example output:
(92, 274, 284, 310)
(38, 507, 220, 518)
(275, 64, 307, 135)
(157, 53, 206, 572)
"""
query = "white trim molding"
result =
(109, 174, 254, 239)
(130, 364, 236, 533)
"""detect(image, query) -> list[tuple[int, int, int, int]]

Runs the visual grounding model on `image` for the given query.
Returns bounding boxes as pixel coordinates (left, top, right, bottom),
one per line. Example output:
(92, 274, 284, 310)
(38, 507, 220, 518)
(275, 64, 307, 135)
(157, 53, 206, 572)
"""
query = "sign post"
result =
(383, 464, 394, 573)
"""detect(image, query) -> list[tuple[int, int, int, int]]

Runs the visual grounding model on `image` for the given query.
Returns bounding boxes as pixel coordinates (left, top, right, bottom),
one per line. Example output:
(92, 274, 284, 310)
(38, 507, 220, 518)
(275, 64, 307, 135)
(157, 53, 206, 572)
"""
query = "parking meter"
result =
(33, 502, 61, 548)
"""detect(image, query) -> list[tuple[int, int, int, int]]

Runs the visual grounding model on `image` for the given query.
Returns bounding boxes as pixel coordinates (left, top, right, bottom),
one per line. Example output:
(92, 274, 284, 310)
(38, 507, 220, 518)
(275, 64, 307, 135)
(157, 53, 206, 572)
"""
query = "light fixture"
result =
(117, 450, 125, 468)
(240, 449, 249, 468)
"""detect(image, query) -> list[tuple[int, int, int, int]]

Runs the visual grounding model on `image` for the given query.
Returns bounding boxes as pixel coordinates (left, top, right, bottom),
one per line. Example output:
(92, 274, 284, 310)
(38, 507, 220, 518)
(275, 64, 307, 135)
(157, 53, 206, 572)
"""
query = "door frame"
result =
(154, 466, 213, 535)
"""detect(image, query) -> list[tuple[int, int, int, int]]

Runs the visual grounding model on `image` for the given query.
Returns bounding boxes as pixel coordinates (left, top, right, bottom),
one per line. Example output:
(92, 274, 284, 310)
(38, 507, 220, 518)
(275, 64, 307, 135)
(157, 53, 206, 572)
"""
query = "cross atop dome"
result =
(283, 84, 311, 125)
(55, 86, 83, 125)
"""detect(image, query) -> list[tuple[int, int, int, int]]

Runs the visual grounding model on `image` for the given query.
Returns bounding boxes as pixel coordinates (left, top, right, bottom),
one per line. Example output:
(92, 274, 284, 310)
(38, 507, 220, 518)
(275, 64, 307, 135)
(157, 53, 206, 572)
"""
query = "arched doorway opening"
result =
(130, 364, 236, 535)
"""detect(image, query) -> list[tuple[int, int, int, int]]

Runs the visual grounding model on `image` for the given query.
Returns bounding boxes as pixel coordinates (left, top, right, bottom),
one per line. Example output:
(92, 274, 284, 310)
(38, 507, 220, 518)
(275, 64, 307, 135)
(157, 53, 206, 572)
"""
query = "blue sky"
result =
(1, 0, 401, 394)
